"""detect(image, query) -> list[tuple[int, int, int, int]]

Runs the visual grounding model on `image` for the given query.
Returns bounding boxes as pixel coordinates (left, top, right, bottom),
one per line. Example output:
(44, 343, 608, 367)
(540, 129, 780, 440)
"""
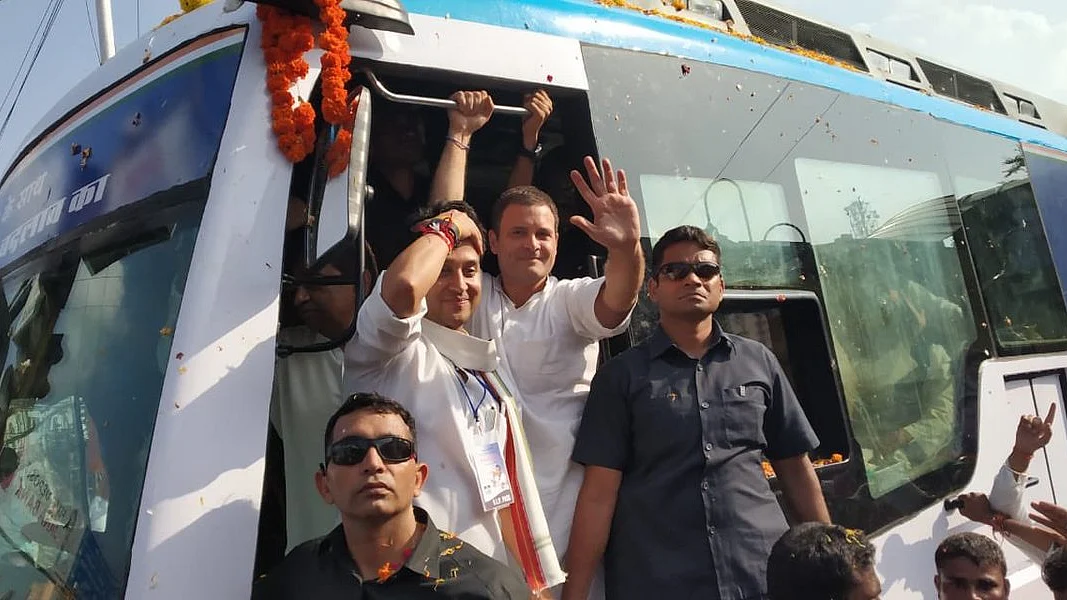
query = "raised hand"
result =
(521, 90, 553, 149)
(436, 208, 484, 256)
(448, 90, 495, 138)
(568, 156, 641, 252)
(1031, 500, 1067, 541)
(1016, 403, 1057, 456)
(957, 492, 996, 525)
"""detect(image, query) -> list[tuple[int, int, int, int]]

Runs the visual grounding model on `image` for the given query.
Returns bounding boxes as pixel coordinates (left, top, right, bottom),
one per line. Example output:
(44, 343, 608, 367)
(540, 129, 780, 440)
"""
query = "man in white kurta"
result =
(270, 247, 364, 550)
(469, 158, 644, 598)
(343, 202, 563, 593)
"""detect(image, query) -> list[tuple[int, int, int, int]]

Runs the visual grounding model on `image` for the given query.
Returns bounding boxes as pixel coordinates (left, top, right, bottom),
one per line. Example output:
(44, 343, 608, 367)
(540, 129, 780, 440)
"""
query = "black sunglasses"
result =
(324, 436, 416, 467)
(657, 261, 721, 281)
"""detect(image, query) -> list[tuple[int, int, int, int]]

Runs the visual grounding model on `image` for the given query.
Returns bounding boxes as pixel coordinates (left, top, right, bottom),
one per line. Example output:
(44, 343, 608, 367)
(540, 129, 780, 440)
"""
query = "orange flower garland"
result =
(258, 5, 316, 162)
(258, 0, 356, 176)
(315, 0, 357, 177)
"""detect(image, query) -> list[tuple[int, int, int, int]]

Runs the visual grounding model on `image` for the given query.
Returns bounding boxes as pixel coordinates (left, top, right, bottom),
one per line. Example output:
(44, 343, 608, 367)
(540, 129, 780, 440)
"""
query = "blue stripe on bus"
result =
(402, 0, 1067, 152)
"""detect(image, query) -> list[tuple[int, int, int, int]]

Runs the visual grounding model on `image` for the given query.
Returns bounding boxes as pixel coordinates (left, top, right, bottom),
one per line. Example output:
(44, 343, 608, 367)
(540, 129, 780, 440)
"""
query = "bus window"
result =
(0, 202, 202, 598)
(794, 157, 975, 499)
(945, 139, 1067, 355)
(582, 43, 983, 533)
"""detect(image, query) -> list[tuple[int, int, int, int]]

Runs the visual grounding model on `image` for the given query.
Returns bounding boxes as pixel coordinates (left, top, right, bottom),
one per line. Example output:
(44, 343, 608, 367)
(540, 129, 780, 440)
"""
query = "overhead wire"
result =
(0, 0, 67, 143)
(0, 0, 59, 119)
(83, 0, 102, 63)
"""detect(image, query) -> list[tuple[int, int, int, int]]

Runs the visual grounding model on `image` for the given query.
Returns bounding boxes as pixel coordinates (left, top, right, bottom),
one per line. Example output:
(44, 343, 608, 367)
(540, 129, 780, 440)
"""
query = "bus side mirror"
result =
(313, 86, 371, 264)
(341, 0, 414, 34)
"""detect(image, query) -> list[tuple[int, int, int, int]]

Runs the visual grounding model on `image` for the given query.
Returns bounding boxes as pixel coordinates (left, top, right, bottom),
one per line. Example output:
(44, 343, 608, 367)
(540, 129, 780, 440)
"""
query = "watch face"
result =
(522, 143, 543, 159)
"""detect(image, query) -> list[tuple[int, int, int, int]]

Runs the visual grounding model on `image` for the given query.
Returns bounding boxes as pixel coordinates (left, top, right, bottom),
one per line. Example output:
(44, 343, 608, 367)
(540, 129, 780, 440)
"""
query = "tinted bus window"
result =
(1021, 146, 1067, 346)
(941, 132, 1067, 355)
(582, 43, 981, 532)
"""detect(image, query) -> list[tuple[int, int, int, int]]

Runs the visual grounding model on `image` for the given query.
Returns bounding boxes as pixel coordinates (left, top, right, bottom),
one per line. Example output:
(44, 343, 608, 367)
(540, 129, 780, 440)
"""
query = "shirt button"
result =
(701, 481, 709, 491)
(696, 364, 704, 372)
(700, 401, 710, 409)
(708, 526, 717, 536)
(704, 443, 713, 452)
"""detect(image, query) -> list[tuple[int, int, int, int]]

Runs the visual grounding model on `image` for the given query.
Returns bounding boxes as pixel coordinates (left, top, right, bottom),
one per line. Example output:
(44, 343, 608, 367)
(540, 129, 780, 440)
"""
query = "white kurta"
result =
(989, 461, 1054, 564)
(468, 274, 629, 578)
(344, 276, 515, 564)
(269, 326, 343, 550)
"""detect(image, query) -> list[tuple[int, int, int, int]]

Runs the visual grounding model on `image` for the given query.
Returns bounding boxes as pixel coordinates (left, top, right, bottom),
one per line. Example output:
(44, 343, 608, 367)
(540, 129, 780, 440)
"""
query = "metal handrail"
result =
(361, 69, 528, 117)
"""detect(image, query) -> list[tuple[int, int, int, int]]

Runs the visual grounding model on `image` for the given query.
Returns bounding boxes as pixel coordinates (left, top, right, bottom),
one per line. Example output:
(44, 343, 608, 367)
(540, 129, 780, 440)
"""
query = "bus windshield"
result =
(0, 202, 201, 598)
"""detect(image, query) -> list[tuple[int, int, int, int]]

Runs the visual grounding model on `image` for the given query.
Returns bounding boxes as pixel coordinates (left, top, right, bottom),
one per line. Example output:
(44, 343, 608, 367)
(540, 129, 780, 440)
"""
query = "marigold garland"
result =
(258, 0, 357, 176)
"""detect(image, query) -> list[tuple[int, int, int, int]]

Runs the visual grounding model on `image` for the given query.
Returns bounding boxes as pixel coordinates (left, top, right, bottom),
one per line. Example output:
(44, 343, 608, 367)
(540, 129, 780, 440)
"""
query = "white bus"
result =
(2, 0, 1067, 597)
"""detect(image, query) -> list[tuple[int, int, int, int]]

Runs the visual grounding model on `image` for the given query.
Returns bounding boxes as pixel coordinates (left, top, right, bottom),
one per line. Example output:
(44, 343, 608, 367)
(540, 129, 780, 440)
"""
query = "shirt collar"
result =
(422, 319, 499, 372)
(648, 320, 732, 359)
(494, 274, 556, 310)
(404, 507, 448, 580)
(320, 507, 446, 580)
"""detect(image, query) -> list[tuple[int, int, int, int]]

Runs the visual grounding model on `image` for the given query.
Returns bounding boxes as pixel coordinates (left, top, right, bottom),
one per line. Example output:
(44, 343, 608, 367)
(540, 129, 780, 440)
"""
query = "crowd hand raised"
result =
(1015, 403, 1056, 455)
(434, 209, 484, 256)
(521, 90, 553, 148)
(568, 156, 641, 252)
(447, 90, 494, 137)
(957, 492, 995, 525)
(1030, 500, 1067, 542)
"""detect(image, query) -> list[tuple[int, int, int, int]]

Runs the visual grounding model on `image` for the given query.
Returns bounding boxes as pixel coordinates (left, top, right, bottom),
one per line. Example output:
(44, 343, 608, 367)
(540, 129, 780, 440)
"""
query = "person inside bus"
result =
(933, 532, 1009, 600)
(956, 403, 1061, 564)
(564, 225, 830, 600)
(343, 201, 565, 594)
(467, 157, 643, 599)
(766, 522, 881, 600)
(268, 211, 379, 551)
(836, 263, 968, 477)
(252, 392, 530, 599)
(366, 89, 553, 267)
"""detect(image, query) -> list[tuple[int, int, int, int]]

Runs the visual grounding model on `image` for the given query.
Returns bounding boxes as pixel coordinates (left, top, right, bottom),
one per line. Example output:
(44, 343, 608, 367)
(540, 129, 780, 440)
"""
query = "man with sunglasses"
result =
(253, 392, 530, 599)
(563, 225, 829, 600)
(344, 201, 565, 594)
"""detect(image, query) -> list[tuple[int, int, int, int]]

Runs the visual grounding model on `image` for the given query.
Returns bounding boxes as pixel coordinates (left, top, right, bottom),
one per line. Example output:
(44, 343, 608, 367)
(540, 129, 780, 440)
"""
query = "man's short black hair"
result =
(935, 532, 1006, 577)
(323, 392, 418, 462)
(767, 523, 876, 600)
(650, 225, 722, 274)
(490, 186, 559, 233)
(1044, 545, 1067, 592)
(315, 241, 378, 284)
(410, 200, 488, 255)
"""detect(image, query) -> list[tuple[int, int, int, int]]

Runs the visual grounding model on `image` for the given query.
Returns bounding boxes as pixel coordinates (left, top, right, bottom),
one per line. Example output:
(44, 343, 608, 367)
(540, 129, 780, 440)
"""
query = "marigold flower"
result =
(258, 0, 351, 176)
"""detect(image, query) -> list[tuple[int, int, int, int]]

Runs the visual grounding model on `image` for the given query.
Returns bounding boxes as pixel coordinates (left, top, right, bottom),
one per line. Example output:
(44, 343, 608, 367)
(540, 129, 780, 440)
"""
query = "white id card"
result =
(472, 441, 514, 512)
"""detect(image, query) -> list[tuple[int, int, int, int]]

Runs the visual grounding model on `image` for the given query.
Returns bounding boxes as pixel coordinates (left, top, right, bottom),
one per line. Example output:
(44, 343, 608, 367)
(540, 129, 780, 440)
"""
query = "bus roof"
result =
(399, 0, 1067, 151)
(6, 0, 1067, 184)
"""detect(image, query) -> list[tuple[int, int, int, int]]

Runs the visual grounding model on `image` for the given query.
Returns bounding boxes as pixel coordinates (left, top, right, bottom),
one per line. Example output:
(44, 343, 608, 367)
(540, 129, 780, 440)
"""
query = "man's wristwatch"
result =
(517, 142, 543, 161)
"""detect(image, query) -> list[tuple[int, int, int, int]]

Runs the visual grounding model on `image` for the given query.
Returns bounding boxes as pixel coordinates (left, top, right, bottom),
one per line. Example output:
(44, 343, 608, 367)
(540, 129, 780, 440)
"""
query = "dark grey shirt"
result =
(251, 507, 530, 599)
(573, 324, 819, 600)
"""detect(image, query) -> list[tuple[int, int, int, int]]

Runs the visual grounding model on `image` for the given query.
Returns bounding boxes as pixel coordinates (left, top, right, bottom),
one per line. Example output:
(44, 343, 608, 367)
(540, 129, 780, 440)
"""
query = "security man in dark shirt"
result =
(252, 392, 529, 599)
(562, 225, 831, 600)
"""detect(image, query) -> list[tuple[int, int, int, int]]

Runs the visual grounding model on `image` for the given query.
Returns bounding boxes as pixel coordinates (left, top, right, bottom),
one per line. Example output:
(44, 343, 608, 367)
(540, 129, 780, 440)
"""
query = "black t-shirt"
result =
(365, 170, 431, 268)
(252, 508, 530, 599)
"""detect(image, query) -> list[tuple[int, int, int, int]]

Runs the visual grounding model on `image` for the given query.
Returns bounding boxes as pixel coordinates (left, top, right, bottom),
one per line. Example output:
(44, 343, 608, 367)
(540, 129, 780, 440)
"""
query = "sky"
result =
(0, 0, 1066, 177)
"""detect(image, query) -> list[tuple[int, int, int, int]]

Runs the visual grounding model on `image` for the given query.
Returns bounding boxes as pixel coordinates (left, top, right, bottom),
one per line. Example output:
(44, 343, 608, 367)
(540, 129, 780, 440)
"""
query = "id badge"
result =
(472, 441, 514, 512)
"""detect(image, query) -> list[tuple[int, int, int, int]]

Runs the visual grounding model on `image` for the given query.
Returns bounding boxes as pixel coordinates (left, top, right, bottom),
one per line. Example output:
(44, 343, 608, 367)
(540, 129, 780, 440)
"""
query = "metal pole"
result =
(95, 0, 116, 64)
